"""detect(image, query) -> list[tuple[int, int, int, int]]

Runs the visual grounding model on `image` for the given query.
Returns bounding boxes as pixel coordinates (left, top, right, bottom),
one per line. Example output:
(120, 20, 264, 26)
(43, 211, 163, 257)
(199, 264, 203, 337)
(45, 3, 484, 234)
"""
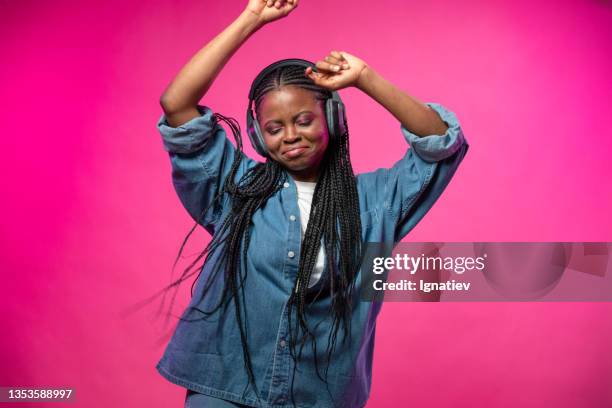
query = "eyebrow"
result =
(264, 111, 314, 127)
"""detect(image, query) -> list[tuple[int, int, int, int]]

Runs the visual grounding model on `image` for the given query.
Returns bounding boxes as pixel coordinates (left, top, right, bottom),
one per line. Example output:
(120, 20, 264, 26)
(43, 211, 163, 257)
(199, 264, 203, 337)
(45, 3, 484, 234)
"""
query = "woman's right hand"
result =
(245, 0, 299, 27)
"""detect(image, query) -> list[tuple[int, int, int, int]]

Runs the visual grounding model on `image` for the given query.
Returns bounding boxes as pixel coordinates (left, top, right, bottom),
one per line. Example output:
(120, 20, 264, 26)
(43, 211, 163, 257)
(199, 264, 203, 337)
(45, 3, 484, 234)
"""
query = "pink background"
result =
(1, 0, 611, 407)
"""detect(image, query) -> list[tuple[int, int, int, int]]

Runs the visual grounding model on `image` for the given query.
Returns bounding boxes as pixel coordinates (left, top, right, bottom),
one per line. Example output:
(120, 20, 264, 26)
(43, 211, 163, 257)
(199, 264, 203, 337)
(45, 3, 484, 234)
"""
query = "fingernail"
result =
(333, 65, 339, 71)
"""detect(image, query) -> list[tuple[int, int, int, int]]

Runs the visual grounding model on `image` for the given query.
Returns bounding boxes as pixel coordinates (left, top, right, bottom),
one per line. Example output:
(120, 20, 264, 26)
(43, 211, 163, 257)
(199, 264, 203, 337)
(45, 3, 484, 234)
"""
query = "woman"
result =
(156, 0, 468, 407)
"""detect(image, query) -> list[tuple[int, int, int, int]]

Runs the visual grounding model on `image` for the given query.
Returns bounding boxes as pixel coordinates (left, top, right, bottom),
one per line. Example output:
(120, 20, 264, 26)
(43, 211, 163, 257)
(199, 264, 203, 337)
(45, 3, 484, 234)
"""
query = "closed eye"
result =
(266, 118, 313, 134)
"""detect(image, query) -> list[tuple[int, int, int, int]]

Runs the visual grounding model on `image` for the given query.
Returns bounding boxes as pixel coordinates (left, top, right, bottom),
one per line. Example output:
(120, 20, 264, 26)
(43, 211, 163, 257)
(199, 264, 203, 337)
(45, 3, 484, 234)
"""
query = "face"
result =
(257, 85, 329, 182)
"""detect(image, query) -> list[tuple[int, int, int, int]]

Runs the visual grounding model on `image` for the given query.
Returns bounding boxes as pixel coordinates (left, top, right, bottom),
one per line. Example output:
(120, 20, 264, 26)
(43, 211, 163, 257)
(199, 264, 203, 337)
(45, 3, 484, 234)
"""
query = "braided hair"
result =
(155, 63, 363, 405)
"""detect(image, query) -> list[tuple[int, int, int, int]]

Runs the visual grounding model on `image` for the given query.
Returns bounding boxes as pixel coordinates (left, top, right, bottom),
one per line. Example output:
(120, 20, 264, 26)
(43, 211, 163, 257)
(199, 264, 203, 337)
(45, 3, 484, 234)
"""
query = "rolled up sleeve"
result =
(400, 102, 466, 162)
(159, 105, 218, 155)
(157, 105, 258, 234)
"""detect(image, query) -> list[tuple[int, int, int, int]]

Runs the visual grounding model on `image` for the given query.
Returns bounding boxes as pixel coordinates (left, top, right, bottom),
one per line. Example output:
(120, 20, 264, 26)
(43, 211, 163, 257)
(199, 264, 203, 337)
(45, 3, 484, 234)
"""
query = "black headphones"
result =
(246, 58, 347, 159)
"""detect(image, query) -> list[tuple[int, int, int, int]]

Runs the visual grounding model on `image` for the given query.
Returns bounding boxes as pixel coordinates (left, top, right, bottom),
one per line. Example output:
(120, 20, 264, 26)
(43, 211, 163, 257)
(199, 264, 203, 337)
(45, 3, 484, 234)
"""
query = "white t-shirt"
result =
(293, 179, 326, 288)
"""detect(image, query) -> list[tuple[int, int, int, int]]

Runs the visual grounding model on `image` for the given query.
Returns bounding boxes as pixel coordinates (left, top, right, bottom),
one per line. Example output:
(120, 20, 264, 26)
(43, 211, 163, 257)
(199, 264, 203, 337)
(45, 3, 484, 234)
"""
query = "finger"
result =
(307, 69, 337, 90)
(306, 67, 324, 77)
(266, 0, 274, 6)
(330, 50, 345, 61)
(330, 50, 350, 69)
(275, 0, 282, 9)
(316, 60, 341, 73)
(305, 67, 321, 84)
(324, 55, 342, 65)
(331, 50, 348, 65)
(326, 55, 349, 70)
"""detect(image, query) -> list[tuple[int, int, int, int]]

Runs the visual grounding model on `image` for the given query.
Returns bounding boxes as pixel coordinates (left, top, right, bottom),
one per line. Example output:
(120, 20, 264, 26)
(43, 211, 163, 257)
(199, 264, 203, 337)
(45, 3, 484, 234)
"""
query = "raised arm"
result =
(160, 0, 299, 128)
(355, 65, 449, 136)
(158, 1, 300, 232)
(306, 50, 468, 243)
(305, 50, 448, 137)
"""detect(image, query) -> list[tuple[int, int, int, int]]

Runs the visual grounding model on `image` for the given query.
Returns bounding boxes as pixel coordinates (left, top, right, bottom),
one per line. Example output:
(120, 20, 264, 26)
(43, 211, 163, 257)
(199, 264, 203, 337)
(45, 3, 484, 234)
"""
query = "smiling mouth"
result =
(283, 147, 308, 159)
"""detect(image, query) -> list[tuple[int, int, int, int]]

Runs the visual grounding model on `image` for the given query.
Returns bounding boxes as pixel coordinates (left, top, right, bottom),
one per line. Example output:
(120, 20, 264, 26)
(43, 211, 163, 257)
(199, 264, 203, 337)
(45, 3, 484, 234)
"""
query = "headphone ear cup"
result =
(253, 120, 268, 158)
(246, 109, 269, 158)
(325, 97, 347, 142)
(326, 98, 338, 142)
(336, 99, 347, 137)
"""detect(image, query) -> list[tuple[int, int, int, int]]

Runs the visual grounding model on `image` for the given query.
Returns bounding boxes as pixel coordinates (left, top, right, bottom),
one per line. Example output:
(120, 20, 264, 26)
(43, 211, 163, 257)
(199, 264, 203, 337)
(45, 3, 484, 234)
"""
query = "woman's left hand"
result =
(305, 51, 368, 91)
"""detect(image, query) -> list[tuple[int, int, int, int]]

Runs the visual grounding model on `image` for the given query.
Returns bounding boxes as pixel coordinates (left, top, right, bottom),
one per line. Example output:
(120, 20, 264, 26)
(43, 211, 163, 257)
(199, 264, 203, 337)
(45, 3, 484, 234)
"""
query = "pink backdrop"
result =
(1, 0, 611, 406)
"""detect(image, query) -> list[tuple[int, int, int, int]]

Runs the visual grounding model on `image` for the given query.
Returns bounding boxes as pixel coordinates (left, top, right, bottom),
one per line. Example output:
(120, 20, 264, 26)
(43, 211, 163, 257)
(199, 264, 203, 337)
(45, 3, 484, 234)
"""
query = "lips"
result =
(282, 146, 308, 159)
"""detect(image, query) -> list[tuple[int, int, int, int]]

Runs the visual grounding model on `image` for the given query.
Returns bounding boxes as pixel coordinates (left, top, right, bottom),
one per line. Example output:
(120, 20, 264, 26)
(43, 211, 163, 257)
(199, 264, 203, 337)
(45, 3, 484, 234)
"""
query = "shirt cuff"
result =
(400, 102, 466, 162)
(157, 105, 218, 154)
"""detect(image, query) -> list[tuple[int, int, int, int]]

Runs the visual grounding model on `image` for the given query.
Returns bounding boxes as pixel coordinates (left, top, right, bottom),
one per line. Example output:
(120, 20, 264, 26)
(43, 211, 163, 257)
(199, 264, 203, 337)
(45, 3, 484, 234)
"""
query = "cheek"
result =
(317, 137, 328, 153)
(309, 122, 328, 143)
(315, 129, 330, 150)
(262, 136, 278, 151)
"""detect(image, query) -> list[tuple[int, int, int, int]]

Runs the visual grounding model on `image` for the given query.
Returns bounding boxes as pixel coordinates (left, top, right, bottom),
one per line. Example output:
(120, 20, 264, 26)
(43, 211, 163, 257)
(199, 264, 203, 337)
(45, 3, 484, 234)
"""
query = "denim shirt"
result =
(155, 103, 469, 408)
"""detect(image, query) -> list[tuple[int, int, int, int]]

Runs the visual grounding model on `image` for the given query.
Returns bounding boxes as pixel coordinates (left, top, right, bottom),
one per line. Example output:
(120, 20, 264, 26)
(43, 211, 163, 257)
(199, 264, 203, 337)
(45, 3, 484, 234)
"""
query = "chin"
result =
(280, 155, 310, 168)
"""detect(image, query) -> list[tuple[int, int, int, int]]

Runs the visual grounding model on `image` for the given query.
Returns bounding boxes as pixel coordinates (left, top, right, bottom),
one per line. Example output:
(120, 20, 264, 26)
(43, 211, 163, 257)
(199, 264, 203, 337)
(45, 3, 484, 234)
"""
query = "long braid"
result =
(143, 64, 363, 406)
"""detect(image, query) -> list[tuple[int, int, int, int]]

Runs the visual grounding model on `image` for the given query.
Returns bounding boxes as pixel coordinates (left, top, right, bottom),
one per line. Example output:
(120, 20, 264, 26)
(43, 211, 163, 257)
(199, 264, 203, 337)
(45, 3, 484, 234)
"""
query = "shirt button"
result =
(283, 182, 290, 188)
(288, 251, 295, 258)
(289, 215, 296, 221)
(279, 340, 286, 348)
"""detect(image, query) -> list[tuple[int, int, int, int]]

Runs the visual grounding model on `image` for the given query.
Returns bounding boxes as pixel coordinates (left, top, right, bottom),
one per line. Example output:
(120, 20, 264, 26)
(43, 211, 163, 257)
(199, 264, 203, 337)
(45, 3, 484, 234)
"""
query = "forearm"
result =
(160, 10, 262, 115)
(356, 66, 448, 137)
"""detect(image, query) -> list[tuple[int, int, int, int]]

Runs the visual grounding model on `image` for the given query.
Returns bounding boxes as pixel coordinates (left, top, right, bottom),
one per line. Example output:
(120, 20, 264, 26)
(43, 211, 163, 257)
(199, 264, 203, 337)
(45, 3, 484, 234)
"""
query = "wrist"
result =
(238, 9, 265, 34)
(355, 65, 376, 93)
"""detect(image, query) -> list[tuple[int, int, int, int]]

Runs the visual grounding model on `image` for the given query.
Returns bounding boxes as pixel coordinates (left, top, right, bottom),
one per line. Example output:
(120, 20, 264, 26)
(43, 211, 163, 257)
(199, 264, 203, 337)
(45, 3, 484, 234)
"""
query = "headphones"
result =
(246, 58, 347, 159)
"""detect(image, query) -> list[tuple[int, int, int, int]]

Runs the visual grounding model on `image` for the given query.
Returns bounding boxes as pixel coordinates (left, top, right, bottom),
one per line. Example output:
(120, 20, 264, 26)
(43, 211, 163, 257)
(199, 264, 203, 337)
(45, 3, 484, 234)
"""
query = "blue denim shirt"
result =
(156, 103, 468, 407)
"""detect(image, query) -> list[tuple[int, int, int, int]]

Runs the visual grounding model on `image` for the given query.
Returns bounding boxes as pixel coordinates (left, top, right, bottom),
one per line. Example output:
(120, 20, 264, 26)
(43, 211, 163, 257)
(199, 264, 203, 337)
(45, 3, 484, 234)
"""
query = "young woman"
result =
(156, 1, 468, 407)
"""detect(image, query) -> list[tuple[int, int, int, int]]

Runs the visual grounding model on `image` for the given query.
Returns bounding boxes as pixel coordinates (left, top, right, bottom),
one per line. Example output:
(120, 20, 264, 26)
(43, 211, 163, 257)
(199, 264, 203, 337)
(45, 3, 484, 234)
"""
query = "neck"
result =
(288, 168, 319, 183)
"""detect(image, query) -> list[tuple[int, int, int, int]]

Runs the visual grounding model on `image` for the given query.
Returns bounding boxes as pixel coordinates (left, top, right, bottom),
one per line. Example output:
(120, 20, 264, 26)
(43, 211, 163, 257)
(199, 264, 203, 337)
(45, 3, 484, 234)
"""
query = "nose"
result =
(282, 125, 300, 143)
